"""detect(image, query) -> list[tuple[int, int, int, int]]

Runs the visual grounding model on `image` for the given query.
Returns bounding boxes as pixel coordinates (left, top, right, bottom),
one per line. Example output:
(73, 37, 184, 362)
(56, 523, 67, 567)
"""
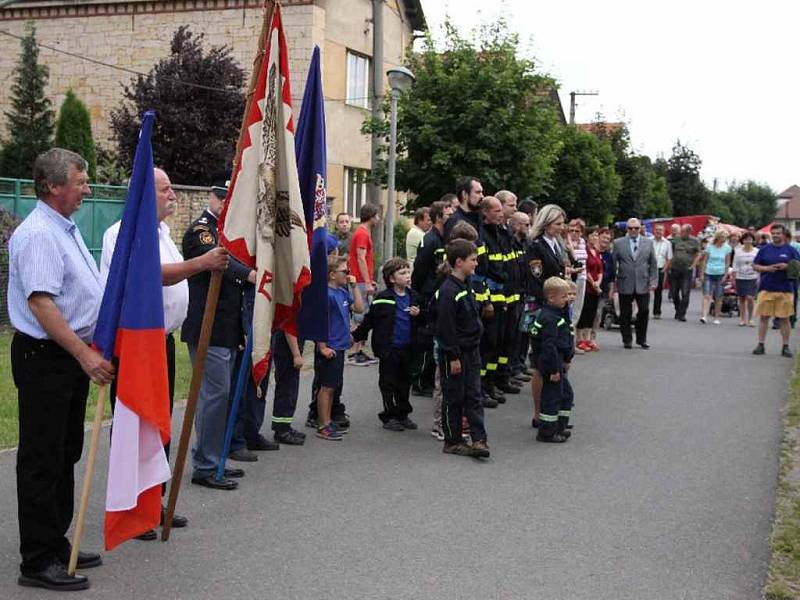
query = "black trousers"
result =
(111, 333, 176, 494)
(480, 304, 506, 386)
(12, 333, 89, 573)
(653, 269, 665, 316)
(442, 346, 486, 445)
(669, 269, 692, 319)
(411, 330, 435, 392)
(539, 369, 574, 437)
(270, 332, 301, 432)
(378, 347, 413, 422)
(498, 302, 520, 378)
(618, 293, 650, 345)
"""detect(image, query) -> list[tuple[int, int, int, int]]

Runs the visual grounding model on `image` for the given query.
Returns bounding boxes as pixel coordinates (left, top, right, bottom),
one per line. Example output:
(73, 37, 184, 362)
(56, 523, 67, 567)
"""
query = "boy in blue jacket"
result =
(353, 258, 424, 431)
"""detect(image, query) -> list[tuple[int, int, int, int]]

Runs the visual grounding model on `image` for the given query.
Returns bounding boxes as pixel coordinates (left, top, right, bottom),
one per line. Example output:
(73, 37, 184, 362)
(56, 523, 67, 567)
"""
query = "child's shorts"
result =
(314, 348, 345, 389)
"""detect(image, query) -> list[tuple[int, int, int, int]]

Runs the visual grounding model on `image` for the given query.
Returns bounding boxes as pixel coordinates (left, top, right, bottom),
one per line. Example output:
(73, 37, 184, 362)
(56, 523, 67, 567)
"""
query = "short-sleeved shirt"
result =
(348, 225, 373, 283)
(327, 285, 354, 350)
(101, 220, 189, 334)
(8, 200, 103, 341)
(391, 290, 411, 348)
(733, 247, 759, 280)
(704, 243, 732, 276)
(671, 236, 701, 272)
(652, 238, 674, 269)
(754, 243, 800, 293)
(405, 226, 425, 266)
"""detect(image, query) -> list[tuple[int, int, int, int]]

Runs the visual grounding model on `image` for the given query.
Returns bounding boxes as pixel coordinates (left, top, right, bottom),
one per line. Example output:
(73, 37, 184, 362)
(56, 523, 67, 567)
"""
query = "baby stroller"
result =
(712, 279, 739, 318)
(600, 295, 619, 329)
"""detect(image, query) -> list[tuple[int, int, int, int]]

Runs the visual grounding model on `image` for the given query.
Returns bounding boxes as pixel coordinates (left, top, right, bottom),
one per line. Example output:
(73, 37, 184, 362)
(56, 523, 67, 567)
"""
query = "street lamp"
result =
(384, 66, 415, 263)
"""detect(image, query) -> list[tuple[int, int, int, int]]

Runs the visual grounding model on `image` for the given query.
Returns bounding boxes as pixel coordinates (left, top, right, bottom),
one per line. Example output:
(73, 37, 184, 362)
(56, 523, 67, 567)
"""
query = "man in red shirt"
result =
(347, 203, 381, 365)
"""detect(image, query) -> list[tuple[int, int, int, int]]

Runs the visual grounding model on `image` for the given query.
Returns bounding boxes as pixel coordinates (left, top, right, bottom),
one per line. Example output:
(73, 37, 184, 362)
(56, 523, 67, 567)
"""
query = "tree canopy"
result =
(110, 26, 245, 185)
(365, 21, 564, 208)
(0, 24, 55, 179)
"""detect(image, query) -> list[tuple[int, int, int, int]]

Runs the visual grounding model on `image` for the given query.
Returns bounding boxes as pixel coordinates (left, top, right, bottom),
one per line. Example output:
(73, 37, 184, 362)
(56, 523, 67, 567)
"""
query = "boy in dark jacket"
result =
(530, 276, 574, 443)
(353, 258, 424, 431)
(436, 239, 490, 458)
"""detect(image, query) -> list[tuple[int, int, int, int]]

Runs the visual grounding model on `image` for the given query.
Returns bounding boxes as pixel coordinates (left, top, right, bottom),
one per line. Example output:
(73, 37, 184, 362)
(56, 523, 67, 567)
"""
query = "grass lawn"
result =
(764, 354, 800, 599)
(0, 329, 192, 449)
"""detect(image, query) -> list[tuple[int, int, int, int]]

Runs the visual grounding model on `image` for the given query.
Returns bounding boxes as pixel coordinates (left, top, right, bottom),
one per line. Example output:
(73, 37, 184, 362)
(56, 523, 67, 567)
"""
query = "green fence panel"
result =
(0, 177, 127, 264)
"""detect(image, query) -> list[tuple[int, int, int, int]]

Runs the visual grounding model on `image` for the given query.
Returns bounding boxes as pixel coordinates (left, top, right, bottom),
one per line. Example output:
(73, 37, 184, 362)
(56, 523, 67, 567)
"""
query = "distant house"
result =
(773, 185, 800, 233)
(577, 122, 625, 137)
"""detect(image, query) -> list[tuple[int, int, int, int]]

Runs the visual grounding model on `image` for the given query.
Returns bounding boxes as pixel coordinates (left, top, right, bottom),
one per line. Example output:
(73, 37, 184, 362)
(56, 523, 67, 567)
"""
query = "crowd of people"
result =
(7, 148, 800, 591)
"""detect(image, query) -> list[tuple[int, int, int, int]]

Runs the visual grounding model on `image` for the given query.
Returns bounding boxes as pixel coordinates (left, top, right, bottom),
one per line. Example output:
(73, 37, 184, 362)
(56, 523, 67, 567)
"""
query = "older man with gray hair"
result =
(8, 148, 114, 591)
(612, 217, 658, 348)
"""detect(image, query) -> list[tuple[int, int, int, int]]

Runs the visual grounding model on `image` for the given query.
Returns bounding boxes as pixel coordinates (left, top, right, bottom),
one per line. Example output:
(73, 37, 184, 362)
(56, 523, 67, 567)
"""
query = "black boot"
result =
(496, 376, 521, 395)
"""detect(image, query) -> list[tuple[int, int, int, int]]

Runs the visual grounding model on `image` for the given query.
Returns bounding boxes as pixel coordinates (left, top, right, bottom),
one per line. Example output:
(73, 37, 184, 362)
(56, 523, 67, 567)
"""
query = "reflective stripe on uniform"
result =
(488, 253, 504, 261)
(557, 318, 566, 326)
(490, 293, 506, 303)
(486, 362, 498, 371)
(372, 298, 396, 305)
(539, 413, 559, 422)
(497, 356, 509, 365)
(455, 290, 468, 301)
(480, 369, 487, 376)
(558, 410, 572, 417)
(271, 416, 294, 423)
(477, 245, 487, 255)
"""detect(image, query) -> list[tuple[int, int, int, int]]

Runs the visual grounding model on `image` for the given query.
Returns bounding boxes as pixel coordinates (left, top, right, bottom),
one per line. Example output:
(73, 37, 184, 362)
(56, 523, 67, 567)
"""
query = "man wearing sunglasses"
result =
(612, 218, 658, 349)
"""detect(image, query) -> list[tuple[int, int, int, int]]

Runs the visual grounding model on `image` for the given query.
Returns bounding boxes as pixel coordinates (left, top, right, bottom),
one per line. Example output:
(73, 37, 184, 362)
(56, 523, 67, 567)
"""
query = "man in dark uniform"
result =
(182, 182, 255, 490)
(410, 200, 448, 396)
(474, 196, 518, 406)
(508, 210, 532, 381)
(443, 176, 483, 239)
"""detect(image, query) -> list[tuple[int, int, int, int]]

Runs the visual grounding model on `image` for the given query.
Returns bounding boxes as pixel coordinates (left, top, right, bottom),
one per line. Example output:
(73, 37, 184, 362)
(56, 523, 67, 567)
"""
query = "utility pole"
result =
(569, 90, 599, 124)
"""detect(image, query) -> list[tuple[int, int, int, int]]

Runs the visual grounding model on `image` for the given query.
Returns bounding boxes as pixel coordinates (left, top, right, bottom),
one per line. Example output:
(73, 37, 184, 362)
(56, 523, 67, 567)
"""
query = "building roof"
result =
(401, 0, 426, 31)
(577, 122, 625, 136)
(774, 185, 800, 219)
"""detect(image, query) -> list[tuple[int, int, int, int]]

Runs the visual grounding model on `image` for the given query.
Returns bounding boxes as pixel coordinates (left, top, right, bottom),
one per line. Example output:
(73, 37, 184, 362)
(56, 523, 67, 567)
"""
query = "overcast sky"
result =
(419, 0, 798, 194)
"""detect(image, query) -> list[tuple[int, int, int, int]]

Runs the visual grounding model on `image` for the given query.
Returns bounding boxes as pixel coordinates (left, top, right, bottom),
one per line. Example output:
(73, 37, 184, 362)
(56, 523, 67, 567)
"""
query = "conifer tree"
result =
(55, 90, 97, 179)
(0, 23, 55, 179)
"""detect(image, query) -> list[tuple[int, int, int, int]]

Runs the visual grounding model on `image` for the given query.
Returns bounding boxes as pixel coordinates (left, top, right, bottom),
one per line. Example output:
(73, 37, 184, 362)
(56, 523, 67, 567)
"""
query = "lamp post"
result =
(384, 66, 415, 263)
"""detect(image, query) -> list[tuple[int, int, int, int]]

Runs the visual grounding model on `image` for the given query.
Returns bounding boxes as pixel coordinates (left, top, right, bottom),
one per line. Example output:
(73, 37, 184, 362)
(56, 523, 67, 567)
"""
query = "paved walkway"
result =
(0, 300, 793, 599)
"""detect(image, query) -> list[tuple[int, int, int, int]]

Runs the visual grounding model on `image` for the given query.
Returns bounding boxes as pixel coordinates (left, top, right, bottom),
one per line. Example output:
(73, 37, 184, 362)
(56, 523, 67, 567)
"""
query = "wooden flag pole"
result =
(161, 270, 221, 541)
(162, 0, 275, 542)
(67, 384, 108, 576)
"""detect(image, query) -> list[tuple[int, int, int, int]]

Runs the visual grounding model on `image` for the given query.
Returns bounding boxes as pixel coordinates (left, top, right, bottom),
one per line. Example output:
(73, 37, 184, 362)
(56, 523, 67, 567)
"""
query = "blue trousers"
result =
(189, 344, 237, 479)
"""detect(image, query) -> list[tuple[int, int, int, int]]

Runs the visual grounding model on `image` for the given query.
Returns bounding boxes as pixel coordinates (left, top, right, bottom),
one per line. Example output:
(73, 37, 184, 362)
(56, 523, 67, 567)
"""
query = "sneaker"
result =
(273, 429, 306, 445)
(316, 423, 343, 441)
(382, 419, 404, 432)
(350, 350, 378, 366)
(536, 432, 569, 443)
(471, 440, 490, 458)
(752, 343, 765, 355)
(442, 442, 474, 456)
(712, 319, 721, 325)
(512, 371, 531, 382)
(699, 317, 708, 324)
(305, 416, 318, 429)
(782, 346, 794, 358)
(332, 414, 350, 434)
(399, 417, 418, 430)
(431, 426, 444, 441)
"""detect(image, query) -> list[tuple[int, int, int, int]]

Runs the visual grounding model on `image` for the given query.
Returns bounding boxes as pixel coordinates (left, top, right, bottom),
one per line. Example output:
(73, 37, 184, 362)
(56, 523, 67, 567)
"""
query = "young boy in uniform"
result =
(436, 239, 490, 458)
(353, 258, 424, 431)
(315, 255, 364, 440)
(530, 276, 574, 443)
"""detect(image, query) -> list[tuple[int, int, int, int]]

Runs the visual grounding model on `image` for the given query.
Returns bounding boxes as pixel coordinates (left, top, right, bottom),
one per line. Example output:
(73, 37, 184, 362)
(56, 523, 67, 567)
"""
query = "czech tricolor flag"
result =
(93, 111, 171, 551)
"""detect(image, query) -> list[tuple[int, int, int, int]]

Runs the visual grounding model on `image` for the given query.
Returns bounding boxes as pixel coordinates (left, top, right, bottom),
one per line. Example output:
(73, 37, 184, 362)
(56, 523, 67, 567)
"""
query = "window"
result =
(794, 220, 800, 232)
(344, 167, 369, 219)
(346, 51, 370, 109)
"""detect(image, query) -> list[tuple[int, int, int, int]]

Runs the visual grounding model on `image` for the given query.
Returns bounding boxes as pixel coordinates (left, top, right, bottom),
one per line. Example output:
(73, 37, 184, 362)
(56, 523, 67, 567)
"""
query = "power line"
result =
(0, 28, 383, 105)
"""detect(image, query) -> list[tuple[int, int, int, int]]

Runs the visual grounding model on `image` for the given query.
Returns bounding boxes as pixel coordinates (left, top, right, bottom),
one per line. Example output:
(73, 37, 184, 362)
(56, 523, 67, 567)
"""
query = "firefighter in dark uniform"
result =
(443, 176, 483, 239)
(474, 196, 517, 406)
(181, 183, 254, 490)
(410, 200, 448, 395)
(507, 211, 532, 380)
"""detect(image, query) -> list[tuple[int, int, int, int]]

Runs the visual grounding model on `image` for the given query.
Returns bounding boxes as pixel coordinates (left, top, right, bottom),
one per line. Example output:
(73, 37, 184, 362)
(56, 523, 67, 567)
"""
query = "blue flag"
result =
(295, 46, 329, 342)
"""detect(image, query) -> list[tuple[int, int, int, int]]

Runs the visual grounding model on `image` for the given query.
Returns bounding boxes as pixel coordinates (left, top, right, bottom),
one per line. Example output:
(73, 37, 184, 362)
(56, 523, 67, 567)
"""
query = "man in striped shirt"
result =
(8, 149, 114, 591)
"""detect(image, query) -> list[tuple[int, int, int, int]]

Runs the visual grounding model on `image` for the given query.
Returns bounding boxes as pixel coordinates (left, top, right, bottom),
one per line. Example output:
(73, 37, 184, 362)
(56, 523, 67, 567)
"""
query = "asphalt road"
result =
(0, 297, 793, 599)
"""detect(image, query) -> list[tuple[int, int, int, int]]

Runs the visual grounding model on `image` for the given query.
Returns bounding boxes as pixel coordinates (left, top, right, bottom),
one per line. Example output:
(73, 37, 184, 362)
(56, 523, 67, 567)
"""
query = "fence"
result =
(0, 177, 128, 264)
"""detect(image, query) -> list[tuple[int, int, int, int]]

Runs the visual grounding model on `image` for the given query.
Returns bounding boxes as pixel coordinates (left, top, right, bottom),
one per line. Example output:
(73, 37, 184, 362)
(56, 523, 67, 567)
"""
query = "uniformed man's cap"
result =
(210, 176, 230, 200)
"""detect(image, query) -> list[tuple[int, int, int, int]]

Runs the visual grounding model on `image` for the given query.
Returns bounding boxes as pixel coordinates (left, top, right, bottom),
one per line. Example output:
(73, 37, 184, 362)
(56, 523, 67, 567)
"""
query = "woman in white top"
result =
(732, 231, 758, 326)
(566, 218, 587, 351)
